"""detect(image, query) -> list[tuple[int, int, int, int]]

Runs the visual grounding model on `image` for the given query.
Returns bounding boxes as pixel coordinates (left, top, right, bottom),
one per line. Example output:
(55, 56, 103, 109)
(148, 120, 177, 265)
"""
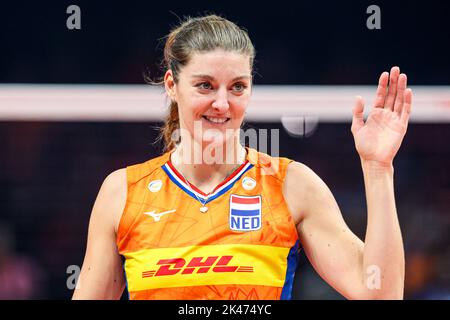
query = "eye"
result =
(232, 82, 248, 92)
(196, 82, 213, 90)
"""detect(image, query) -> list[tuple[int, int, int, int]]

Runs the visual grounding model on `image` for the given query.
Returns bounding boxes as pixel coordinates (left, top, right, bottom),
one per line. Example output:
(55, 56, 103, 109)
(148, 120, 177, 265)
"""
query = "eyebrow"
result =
(191, 74, 251, 81)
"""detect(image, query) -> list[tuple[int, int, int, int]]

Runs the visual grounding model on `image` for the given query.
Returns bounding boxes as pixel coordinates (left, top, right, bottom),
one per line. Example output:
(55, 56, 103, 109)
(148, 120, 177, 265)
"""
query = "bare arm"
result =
(284, 162, 367, 299)
(72, 169, 127, 300)
(359, 160, 404, 299)
(284, 66, 410, 300)
(284, 162, 403, 299)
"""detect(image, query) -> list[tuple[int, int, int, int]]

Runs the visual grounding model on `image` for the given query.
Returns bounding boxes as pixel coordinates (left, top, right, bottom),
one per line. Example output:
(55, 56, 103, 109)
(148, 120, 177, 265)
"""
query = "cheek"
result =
(233, 106, 246, 121)
(179, 96, 207, 120)
(231, 96, 249, 118)
(188, 95, 212, 116)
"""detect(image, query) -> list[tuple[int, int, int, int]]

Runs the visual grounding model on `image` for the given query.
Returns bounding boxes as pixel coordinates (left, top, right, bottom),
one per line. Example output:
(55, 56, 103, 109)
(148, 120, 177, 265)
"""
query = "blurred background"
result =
(0, 0, 449, 299)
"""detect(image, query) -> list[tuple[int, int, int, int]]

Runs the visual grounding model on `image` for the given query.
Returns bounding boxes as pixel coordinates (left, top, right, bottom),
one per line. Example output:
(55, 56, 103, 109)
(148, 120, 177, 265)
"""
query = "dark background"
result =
(1, 0, 450, 84)
(0, 1, 449, 299)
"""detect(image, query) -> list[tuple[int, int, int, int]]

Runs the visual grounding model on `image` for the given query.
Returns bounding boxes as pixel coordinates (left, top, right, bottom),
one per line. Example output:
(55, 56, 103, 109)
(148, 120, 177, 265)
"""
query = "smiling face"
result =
(165, 49, 252, 147)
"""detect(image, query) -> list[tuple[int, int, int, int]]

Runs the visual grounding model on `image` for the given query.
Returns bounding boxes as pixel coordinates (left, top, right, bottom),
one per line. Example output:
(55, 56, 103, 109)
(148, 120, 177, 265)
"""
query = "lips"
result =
(202, 115, 231, 124)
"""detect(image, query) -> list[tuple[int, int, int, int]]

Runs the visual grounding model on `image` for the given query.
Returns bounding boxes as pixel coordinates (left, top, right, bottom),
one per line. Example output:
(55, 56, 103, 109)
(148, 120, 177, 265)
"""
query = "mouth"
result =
(201, 115, 231, 124)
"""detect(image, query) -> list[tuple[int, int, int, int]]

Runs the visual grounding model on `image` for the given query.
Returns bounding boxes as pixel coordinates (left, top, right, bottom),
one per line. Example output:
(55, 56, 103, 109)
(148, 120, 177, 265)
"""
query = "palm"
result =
(351, 67, 412, 166)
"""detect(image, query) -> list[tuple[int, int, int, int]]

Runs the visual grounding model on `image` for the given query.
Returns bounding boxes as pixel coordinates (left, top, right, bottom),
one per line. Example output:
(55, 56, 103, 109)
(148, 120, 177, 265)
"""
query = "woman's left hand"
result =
(351, 66, 412, 167)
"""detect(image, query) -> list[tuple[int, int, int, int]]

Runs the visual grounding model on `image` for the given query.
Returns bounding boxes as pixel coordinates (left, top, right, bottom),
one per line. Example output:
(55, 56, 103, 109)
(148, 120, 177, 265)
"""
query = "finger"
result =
(351, 96, 365, 134)
(394, 73, 407, 115)
(400, 88, 412, 124)
(384, 66, 400, 110)
(373, 72, 389, 108)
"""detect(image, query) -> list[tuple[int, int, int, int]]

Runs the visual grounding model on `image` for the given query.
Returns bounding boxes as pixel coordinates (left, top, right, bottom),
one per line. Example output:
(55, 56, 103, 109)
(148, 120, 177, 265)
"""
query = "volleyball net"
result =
(1, 84, 449, 122)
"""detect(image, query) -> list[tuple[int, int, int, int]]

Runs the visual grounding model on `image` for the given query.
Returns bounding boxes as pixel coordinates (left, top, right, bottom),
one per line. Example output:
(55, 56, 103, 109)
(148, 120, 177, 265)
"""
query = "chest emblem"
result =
(229, 194, 262, 232)
(242, 177, 256, 190)
(148, 180, 162, 193)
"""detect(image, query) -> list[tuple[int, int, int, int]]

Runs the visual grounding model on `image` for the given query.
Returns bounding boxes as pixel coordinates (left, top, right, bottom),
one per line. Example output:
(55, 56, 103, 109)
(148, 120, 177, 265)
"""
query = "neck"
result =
(170, 137, 246, 193)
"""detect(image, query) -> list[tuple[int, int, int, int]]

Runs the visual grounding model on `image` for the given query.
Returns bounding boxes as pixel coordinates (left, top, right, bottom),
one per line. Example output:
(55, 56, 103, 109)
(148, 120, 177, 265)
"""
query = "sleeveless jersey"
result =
(116, 147, 300, 300)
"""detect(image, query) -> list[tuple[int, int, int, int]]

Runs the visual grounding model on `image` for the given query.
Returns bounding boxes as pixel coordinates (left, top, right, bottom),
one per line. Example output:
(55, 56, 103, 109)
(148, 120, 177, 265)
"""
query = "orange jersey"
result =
(116, 147, 300, 300)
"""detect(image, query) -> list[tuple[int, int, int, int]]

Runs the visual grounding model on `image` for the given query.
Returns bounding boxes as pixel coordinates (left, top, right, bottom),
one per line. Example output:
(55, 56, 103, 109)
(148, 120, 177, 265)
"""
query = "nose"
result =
(211, 87, 229, 113)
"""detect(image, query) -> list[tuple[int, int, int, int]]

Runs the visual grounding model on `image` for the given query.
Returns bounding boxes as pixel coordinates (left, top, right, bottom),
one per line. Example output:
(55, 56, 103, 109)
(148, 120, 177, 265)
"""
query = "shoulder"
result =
(285, 161, 323, 190)
(127, 153, 171, 185)
(283, 161, 332, 224)
(104, 168, 127, 189)
(101, 152, 168, 207)
(101, 154, 169, 232)
(98, 168, 127, 198)
(97, 168, 127, 209)
(93, 168, 127, 234)
(247, 148, 292, 180)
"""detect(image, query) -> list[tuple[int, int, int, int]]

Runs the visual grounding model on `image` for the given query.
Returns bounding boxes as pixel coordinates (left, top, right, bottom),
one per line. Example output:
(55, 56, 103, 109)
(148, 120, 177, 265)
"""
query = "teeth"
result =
(205, 116, 228, 123)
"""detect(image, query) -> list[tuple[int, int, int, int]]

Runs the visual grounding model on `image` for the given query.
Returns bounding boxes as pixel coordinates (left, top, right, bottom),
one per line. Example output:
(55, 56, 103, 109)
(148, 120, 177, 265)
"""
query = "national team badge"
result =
(229, 194, 262, 231)
(148, 180, 162, 193)
(242, 177, 256, 190)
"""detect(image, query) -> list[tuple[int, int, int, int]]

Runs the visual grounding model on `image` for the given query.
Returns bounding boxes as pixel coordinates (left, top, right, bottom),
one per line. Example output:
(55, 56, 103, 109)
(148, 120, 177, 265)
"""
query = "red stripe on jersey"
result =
(231, 195, 260, 204)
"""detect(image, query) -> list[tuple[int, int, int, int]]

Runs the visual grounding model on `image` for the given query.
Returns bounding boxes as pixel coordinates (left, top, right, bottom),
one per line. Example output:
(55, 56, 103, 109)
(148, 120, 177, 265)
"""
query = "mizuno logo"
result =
(144, 209, 176, 222)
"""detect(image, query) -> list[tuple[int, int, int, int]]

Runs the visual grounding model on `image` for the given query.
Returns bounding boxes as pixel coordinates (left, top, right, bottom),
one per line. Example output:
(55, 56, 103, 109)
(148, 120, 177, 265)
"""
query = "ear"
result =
(164, 70, 177, 101)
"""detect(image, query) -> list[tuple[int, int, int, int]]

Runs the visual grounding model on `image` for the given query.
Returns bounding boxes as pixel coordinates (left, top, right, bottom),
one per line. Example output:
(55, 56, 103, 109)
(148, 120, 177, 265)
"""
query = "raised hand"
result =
(351, 66, 412, 167)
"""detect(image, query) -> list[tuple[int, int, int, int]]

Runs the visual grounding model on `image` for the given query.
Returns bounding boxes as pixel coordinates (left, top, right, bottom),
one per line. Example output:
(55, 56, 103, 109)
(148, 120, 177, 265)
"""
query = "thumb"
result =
(351, 95, 365, 134)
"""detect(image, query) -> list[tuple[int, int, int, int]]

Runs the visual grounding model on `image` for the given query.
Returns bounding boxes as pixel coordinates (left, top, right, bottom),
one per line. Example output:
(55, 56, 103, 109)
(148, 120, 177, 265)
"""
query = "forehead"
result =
(182, 49, 251, 78)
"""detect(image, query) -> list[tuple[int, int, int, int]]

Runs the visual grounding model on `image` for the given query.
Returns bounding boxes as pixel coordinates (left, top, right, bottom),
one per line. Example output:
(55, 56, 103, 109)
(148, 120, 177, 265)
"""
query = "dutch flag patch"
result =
(229, 194, 262, 232)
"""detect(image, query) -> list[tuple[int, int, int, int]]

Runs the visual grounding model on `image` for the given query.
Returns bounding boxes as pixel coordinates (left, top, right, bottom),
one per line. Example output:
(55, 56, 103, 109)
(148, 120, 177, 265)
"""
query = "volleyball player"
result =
(72, 15, 411, 300)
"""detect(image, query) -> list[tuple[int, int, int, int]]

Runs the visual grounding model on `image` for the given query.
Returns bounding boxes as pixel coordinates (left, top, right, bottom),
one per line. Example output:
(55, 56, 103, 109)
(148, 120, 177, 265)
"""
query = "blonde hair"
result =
(156, 14, 255, 151)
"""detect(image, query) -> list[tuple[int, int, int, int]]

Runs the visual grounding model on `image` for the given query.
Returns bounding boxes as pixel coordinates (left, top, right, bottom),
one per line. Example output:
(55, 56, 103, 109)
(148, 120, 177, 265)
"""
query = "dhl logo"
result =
(142, 255, 254, 278)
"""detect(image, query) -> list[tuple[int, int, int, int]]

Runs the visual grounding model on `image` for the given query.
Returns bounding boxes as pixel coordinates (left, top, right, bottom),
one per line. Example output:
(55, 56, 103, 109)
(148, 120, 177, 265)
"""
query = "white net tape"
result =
(1, 84, 449, 122)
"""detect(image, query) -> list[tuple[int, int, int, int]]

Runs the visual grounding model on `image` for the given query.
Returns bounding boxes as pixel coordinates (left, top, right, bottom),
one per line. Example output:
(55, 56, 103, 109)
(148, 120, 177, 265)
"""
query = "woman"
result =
(72, 15, 411, 300)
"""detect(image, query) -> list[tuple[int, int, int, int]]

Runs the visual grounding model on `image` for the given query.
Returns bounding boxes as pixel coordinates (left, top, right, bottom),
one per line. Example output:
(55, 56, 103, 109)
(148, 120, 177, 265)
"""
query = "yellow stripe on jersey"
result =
(123, 244, 290, 292)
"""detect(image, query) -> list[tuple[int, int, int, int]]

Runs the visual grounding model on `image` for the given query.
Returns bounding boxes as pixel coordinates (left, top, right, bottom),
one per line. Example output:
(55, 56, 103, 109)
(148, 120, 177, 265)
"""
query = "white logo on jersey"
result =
(144, 209, 176, 222)
(242, 177, 256, 191)
(148, 180, 162, 193)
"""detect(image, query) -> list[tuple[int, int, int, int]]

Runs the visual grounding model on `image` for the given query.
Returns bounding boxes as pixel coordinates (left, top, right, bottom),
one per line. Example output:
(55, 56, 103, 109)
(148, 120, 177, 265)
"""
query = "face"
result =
(165, 49, 252, 148)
